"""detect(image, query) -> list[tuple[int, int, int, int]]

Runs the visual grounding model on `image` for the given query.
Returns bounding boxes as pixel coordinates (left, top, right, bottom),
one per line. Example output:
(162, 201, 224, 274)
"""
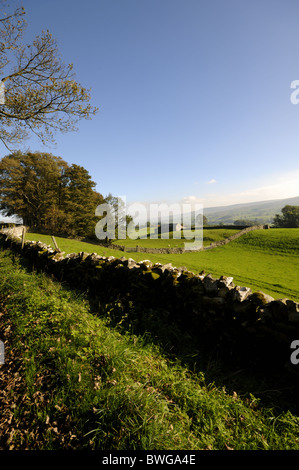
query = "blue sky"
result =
(3, 0, 299, 211)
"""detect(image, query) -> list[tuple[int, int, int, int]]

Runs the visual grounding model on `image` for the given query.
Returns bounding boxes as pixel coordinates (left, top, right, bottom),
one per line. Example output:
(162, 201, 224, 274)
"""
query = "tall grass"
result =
(0, 248, 299, 450)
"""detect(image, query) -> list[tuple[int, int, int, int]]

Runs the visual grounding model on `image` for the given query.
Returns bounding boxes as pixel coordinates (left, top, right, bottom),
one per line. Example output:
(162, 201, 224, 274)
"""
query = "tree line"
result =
(0, 4, 108, 239)
(0, 151, 106, 238)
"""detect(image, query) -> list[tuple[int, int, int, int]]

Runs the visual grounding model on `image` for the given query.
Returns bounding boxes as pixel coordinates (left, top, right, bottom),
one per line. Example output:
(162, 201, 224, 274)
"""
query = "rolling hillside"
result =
(203, 196, 299, 225)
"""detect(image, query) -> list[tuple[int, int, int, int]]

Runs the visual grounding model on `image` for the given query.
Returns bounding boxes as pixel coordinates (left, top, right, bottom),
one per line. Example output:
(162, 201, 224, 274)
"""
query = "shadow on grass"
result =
(87, 296, 299, 416)
(9, 246, 299, 417)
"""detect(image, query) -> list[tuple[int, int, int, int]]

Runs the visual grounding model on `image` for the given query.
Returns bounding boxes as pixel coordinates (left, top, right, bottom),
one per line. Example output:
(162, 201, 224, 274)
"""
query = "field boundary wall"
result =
(1, 226, 299, 377)
(105, 224, 267, 254)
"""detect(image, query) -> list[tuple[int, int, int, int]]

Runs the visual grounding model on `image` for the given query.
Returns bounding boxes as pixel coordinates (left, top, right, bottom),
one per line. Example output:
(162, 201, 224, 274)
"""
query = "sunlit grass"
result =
(1, 248, 299, 450)
(26, 228, 299, 301)
(114, 228, 240, 248)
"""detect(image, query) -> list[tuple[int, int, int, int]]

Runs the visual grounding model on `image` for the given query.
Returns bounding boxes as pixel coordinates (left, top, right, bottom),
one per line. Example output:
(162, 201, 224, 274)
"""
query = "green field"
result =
(115, 228, 240, 248)
(26, 228, 299, 302)
(1, 247, 299, 450)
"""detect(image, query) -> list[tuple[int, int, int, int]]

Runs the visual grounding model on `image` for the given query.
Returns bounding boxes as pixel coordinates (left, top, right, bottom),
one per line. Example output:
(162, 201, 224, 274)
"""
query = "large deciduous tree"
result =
(0, 151, 103, 237)
(0, 3, 98, 150)
(61, 164, 104, 237)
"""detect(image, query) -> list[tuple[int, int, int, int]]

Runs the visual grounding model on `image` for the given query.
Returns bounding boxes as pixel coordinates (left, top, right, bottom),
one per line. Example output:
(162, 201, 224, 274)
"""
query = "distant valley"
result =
(202, 195, 299, 225)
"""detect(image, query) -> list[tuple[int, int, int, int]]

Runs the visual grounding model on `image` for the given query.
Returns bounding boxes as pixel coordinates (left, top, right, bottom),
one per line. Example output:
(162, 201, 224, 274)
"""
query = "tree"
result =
(0, 3, 98, 150)
(273, 205, 299, 228)
(195, 213, 208, 226)
(0, 151, 68, 226)
(0, 151, 103, 237)
(101, 193, 133, 240)
(233, 219, 256, 226)
(61, 164, 103, 237)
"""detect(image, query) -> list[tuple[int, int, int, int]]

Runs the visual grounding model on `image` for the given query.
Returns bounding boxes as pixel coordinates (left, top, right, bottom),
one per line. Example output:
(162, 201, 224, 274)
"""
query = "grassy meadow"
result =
(1, 246, 299, 450)
(121, 227, 240, 248)
(26, 228, 299, 301)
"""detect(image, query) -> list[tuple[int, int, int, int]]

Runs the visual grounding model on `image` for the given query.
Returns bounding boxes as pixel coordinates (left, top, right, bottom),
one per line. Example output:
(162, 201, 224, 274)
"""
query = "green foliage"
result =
(233, 219, 257, 226)
(0, 4, 98, 150)
(195, 213, 208, 226)
(102, 193, 133, 241)
(61, 164, 103, 237)
(0, 151, 103, 237)
(273, 205, 299, 228)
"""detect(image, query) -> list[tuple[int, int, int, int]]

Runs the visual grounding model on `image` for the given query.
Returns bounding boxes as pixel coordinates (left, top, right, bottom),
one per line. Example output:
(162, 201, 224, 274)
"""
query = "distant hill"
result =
(202, 196, 299, 225)
(156, 196, 299, 226)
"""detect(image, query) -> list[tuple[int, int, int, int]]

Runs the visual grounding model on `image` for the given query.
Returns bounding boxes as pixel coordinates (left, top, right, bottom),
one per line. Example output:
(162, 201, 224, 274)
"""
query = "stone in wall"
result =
(287, 300, 299, 323)
(249, 291, 275, 307)
(203, 274, 219, 295)
(233, 286, 252, 302)
(1, 226, 299, 377)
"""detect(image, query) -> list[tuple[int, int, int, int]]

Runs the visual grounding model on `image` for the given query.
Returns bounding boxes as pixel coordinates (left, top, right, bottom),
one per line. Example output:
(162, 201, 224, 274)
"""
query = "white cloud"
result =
(232, 171, 299, 201)
(129, 170, 299, 212)
(181, 195, 205, 206)
(201, 170, 299, 208)
(206, 179, 217, 184)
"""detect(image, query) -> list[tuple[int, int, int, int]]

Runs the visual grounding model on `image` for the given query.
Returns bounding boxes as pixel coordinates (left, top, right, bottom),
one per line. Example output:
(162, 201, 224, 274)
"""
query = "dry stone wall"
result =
(104, 224, 267, 254)
(108, 242, 185, 254)
(202, 224, 266, 249)
(1, 226, 299, 377)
